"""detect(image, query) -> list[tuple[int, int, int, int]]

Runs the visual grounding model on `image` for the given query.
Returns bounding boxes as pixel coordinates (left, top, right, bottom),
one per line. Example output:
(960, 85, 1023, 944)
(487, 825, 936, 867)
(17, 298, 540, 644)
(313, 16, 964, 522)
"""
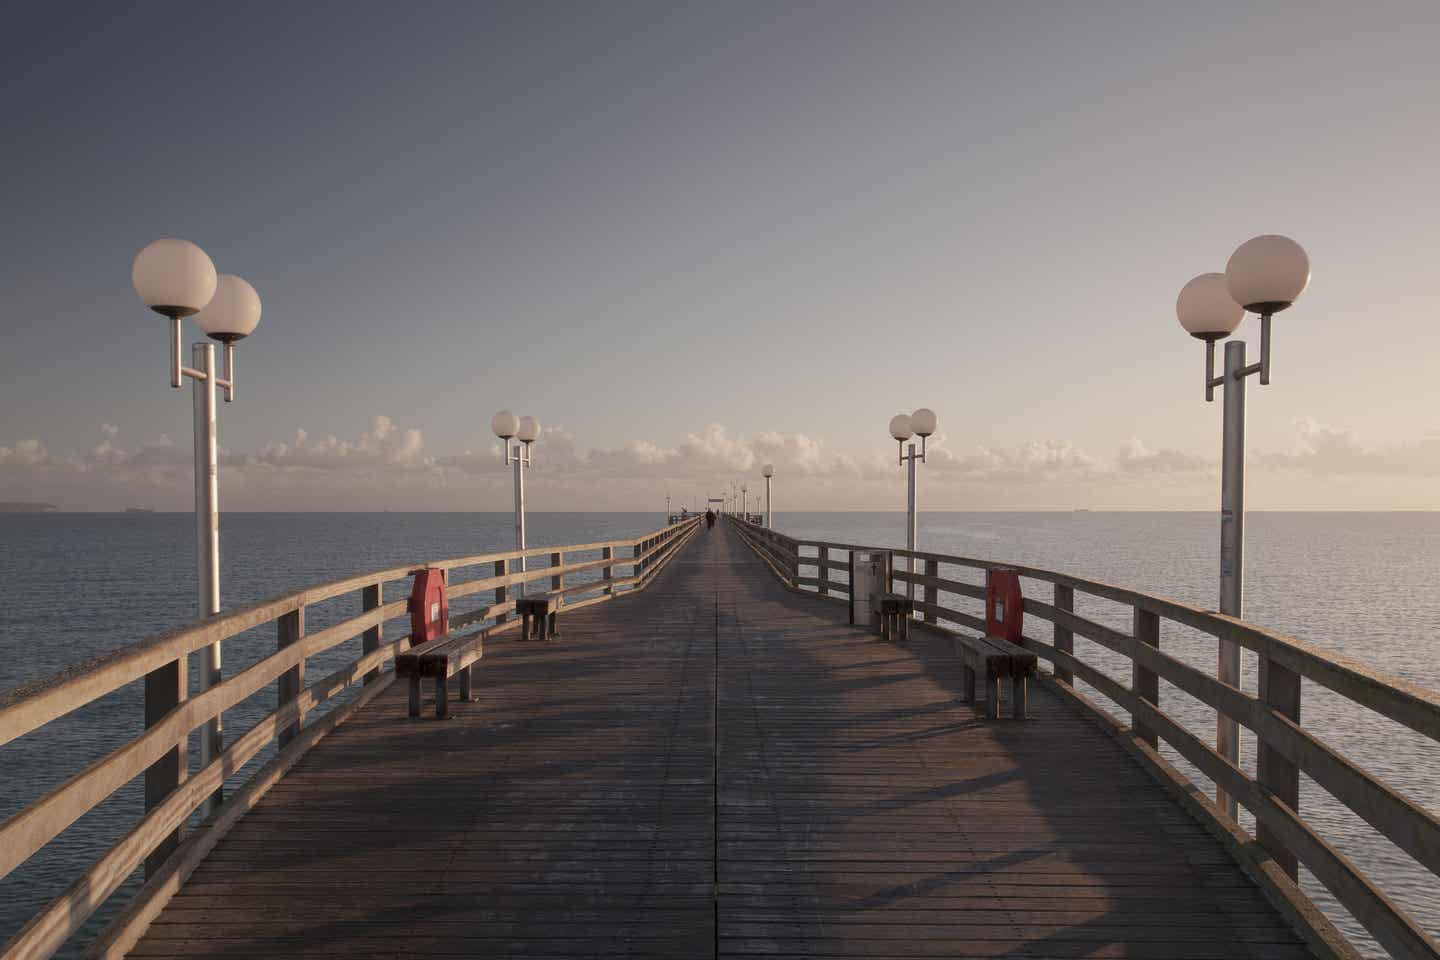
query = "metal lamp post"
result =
(888, 408, 937, 603)
(1176, 234, 1310, 819)
(492, 411, 542, 597)
(132, 239, 262, 816)
(762, 464, 774, 528)
(741, 484, 748, 521)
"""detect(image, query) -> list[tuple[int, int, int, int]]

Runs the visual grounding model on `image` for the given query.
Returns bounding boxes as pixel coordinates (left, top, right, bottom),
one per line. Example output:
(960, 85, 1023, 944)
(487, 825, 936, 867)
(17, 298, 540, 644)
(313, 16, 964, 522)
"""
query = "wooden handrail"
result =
(729, 515, 1440, 960)
(0, 516, 701, 960)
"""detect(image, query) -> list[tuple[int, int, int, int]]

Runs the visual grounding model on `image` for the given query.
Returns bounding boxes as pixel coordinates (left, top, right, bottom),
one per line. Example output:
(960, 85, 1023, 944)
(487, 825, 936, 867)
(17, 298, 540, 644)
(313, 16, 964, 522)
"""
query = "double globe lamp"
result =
(1175, 234, 1310, 821)
(888, 407, 937, 602)
(492, 411, 542, 596)
(131, 237, 263, 815)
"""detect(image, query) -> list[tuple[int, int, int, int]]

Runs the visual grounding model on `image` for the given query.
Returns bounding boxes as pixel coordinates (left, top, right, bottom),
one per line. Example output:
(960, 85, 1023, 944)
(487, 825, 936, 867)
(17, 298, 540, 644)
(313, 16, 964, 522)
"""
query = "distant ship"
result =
(124, 507, 156, 514)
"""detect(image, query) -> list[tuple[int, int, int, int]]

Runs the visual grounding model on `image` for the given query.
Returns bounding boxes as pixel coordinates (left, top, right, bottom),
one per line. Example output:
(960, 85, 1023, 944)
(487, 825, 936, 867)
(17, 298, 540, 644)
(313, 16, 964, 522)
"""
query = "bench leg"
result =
(1012, 676, 1028, 719)
(407, 676, 421, 718)
(547, 611, 558, 640)
(985, 673, 999, 721)
(962, 663, 976, 703)
(901, 614, 910, 643)
(459, 666, 472, 702)
(435, 676, 449, 719)
(521, 610, 532, 641)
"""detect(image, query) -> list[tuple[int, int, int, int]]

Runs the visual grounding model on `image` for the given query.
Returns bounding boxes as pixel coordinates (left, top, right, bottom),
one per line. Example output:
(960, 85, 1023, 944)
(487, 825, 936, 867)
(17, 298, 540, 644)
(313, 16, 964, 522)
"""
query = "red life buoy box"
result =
(985, 568, 1024, 644)
(410, 568, 449, 645)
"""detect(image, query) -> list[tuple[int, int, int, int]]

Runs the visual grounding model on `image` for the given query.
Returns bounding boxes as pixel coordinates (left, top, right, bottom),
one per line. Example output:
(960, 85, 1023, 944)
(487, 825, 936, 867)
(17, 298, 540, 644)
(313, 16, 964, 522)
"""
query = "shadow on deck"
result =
(129, 525, 1311, 958)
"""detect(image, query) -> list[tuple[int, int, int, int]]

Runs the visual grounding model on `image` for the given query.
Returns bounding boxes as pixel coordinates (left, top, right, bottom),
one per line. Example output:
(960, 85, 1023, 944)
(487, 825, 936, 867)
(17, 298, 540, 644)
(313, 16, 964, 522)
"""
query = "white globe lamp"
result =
(1176, 273, 1244, 341)
(132, 238, 218, 319)
(492, 410, 519, 440)
(1226, 235, 1310, 315)
(195, 275, 262, 342)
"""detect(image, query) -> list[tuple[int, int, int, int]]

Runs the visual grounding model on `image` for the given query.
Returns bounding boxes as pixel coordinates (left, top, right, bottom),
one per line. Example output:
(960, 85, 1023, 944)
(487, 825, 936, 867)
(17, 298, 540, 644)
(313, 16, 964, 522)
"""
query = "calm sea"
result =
(1, 511, 1436, 957)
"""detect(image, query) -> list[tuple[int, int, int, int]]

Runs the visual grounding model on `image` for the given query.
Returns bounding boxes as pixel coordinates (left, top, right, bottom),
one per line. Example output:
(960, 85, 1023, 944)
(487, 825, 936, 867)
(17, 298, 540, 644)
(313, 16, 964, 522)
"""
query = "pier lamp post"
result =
(492, 411, 542, 596)
(132, 238, 262, 815)
(888, 408, 938, 602)
(762, 464, 774, 528)
(1176, 234, 1310, 819)
(741, 484, 748, 521)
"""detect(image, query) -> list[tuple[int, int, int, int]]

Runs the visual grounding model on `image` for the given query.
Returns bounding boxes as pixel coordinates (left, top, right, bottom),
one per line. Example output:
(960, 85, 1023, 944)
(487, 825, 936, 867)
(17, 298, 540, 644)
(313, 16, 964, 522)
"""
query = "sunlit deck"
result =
(126, 526, 1310, 959)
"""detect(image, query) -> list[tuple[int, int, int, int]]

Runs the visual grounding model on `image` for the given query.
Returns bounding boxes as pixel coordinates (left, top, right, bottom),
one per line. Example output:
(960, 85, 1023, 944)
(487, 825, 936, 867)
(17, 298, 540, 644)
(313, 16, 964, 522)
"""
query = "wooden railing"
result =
(730, 516, 1440, 960)
(0, 516, 701, 960)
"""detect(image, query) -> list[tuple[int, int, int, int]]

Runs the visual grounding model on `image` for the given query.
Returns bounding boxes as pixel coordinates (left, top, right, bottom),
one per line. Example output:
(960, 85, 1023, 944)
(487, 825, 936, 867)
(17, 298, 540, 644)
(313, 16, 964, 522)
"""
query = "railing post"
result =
(1132, 607, 1159, 748)
(1054, 584, 1074, 685)
(602, 546, 614, 596)
(143, 656, 187, 878)
(550, 550, 563, 602)
(633, 542, 643, 587)
(922, 558, 938, 624)
(1258, 656, 1302, 880)
(818, 546, 829, 596)
(494, 558, 509, 624)
(362, 582, 382, 684)
(277, 606, 306, 749)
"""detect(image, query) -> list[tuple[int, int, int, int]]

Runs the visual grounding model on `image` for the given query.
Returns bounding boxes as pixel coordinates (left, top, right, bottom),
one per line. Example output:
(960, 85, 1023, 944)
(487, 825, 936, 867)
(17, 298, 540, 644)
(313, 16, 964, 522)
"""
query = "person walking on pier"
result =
(705, 508, 715, 530)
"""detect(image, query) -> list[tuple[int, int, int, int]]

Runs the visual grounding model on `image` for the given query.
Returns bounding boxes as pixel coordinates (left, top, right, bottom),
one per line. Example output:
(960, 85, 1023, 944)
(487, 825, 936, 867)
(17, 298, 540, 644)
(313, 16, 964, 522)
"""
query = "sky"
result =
(2, 1, 1438, 511)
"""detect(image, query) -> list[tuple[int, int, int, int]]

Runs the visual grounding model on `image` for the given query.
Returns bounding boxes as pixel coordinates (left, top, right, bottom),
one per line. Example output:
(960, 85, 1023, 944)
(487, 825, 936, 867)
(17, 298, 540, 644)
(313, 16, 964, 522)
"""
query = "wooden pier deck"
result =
(129, 525, 1310, 959)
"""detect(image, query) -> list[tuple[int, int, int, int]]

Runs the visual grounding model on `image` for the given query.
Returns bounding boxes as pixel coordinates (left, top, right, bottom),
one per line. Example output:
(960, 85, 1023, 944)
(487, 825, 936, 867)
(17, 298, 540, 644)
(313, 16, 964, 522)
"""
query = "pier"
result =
(2, 519, 1438, 959)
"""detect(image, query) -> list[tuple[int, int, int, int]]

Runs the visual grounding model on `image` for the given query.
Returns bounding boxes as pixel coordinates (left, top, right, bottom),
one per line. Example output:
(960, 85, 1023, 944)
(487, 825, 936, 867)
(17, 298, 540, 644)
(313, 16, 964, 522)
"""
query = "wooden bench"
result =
(516, 592, 561, 642)
(395, 629, 484, 719)
(879, 592, 913, 643)
(955, 634, 1037, 720)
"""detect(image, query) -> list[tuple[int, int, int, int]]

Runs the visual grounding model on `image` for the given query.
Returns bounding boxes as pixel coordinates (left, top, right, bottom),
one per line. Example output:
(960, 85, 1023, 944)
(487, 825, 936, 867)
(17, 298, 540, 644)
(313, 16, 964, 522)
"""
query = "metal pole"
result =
(906, 441, 917, 603)
(514, 444, 527, 598)
(192, 342, 222, 816)
(1217, 339, 1246, 819)
(765, 476, 772, 528)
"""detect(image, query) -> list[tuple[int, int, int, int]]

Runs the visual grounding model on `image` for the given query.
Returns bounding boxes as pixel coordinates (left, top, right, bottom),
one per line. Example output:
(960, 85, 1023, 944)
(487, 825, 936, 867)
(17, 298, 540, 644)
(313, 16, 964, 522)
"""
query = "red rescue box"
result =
(985, 568, 1024, 644)
(410, 568, 449, 645)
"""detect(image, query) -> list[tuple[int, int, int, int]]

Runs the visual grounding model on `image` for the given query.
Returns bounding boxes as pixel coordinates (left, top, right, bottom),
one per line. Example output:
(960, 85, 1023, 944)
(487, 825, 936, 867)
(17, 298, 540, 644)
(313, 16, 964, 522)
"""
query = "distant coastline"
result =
(0, 501, 56, 513)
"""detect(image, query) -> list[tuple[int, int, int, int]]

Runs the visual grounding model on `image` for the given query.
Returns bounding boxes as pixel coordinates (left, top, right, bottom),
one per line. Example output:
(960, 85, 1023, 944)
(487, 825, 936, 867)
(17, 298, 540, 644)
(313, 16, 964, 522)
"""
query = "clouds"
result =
(1, 416, 1437, 511)
(1257, 419, 1440, 478)
(246, 416, 433, 472)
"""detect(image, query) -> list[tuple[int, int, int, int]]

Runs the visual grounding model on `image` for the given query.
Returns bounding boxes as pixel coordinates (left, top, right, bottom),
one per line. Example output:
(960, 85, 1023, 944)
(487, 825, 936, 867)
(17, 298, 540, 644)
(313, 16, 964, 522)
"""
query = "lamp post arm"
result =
(169, 317, 212, 385)
(1205, 340, 1220, 402)
(1233, 315, 1275, 385)
(220, 343, 235, 402)
(1258, 313, 1272, 385)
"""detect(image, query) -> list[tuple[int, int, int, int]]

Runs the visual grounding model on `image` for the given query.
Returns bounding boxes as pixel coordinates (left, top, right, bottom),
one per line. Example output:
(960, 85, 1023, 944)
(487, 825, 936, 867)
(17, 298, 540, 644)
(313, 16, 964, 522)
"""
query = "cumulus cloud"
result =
(1, 416, 1433, 510)
(243, 416, 433, 472)
(1257, 419, 1440, 477)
